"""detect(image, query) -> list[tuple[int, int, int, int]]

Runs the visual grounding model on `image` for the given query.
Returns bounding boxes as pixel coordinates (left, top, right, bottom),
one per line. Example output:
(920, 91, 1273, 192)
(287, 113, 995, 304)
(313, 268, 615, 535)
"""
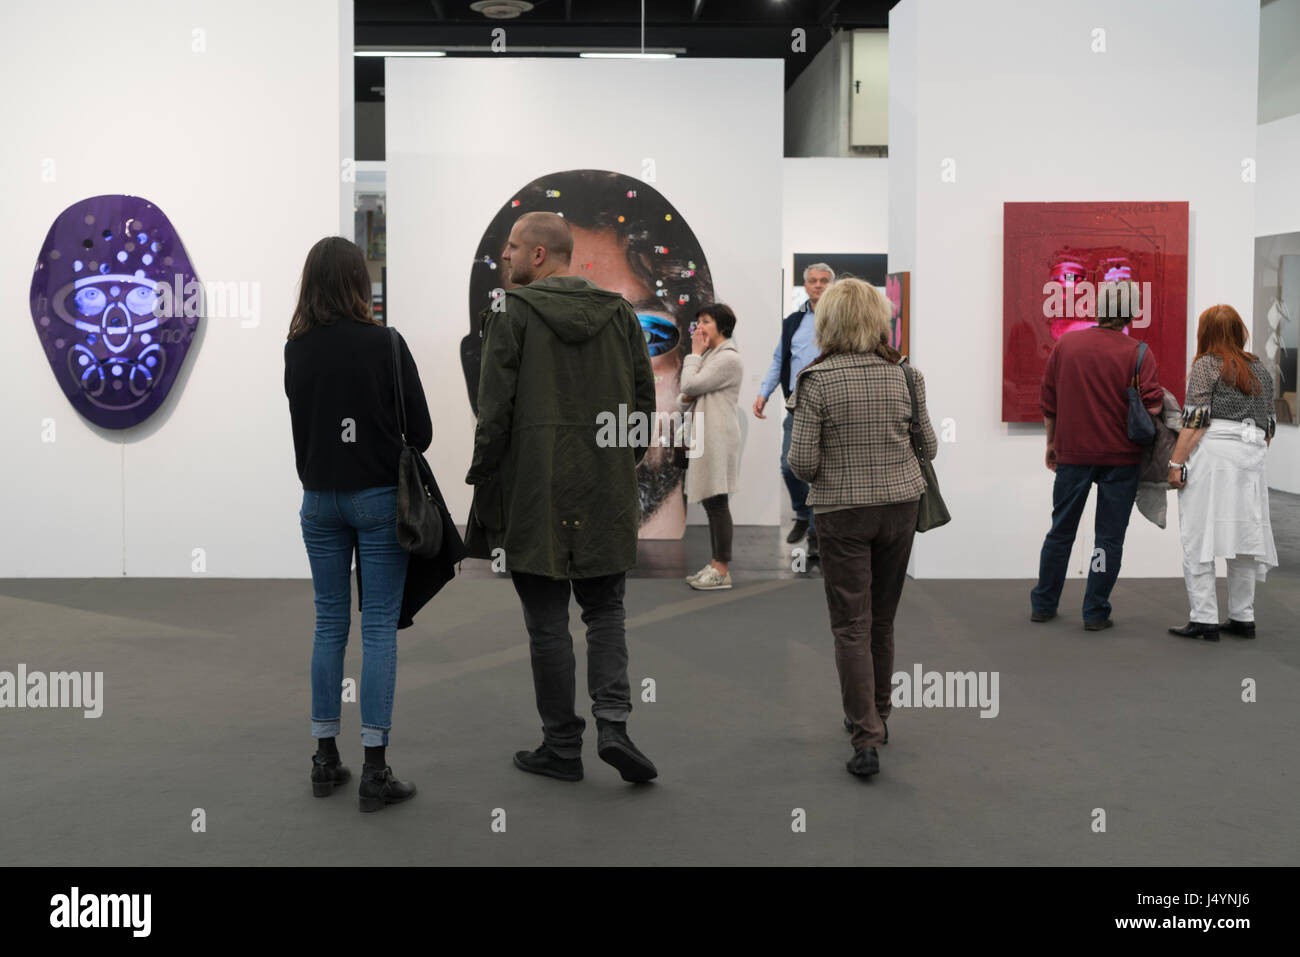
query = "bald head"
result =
(504, 212, 573, 285)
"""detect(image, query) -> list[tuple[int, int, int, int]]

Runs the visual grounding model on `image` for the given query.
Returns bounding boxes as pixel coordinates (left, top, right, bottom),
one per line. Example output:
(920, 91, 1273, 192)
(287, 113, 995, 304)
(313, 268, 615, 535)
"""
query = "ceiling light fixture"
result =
(469, 0, 535, 18)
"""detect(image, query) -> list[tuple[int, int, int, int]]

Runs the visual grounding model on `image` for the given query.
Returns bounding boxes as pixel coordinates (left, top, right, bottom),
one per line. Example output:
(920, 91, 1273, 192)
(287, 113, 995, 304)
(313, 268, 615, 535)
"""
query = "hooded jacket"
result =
(464, 275, 656, 579)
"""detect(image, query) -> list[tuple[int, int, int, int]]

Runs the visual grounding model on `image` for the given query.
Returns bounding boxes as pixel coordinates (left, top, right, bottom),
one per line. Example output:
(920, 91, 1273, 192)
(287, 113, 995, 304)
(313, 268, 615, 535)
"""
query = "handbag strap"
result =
(1131, 341, 1148, 389)
(388, 326, 408, 443)
(900, 358, 924, 460)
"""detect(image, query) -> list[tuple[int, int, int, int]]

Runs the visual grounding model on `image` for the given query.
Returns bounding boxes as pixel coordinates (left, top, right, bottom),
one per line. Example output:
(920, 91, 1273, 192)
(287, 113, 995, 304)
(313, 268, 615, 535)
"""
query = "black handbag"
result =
(902, 360, 951, 533)
(389, 328, 443, 556)
(1126, 341, 1156, 445)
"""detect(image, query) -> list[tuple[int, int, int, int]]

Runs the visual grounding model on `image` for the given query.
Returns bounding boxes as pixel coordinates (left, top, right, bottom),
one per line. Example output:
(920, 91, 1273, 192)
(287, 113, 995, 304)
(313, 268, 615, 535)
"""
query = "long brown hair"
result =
(287, 237, 379, 340)
(1194, 304, 1259, 395)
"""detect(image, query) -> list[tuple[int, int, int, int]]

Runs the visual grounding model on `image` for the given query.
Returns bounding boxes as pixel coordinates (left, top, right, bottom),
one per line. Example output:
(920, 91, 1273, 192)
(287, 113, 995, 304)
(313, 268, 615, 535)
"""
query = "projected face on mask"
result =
(30, 195, 201, 430)
(464, 170, 715, 539)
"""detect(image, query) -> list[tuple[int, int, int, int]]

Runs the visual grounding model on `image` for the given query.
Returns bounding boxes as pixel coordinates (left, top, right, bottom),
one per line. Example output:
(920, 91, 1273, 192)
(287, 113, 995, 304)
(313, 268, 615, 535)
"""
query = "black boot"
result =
(1220, 619, 1256, 638)
(786, 519, 809, 544)
(311, 751, 351, 798)
(513, 745, 583, 781)
(358, 765, 417, 812)
(596, 719, 658, 783)
(1169, 621, 1220, 642)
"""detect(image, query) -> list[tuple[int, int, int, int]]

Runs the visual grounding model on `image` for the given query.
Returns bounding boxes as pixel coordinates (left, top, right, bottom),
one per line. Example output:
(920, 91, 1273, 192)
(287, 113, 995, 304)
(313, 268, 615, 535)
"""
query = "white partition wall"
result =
(0, 0, 353, 577)
(888, 0, 1261, 579)
(385, 58, 784, 528)
(1257, 112, 1300, 494)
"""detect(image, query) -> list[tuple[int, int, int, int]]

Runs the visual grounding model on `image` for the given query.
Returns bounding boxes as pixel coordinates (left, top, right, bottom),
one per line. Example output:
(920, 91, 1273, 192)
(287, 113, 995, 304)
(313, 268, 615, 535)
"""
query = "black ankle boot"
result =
(311, 751, 351, 797)
(358, 765, 417, 812)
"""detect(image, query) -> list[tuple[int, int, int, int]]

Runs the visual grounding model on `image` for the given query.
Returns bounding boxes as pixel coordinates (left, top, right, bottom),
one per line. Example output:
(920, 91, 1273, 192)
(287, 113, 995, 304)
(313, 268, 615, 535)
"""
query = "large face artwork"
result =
(464, 170, 714, 539)
(1002, 202, 1188, 422)
(30, 195, 200, 429)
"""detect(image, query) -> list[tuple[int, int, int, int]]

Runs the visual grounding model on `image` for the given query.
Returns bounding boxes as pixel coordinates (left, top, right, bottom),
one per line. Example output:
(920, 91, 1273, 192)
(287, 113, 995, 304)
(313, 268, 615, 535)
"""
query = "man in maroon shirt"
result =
(1031, 282, 1164, 629)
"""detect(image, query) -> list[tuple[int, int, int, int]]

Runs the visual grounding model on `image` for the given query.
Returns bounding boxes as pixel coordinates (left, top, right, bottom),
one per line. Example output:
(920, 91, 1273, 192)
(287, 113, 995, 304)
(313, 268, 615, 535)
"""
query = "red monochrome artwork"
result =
(1002, 201, 1189, 422)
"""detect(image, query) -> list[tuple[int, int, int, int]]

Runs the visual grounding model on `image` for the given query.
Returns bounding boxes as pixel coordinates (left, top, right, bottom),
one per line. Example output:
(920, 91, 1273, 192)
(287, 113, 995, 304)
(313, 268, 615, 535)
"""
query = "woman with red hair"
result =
(1167, 305, 1278, 641)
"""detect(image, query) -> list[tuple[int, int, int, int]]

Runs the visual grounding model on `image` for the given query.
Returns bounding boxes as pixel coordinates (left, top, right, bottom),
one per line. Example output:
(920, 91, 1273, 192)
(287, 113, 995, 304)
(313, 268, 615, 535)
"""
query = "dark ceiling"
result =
(355, 0, 899, 102)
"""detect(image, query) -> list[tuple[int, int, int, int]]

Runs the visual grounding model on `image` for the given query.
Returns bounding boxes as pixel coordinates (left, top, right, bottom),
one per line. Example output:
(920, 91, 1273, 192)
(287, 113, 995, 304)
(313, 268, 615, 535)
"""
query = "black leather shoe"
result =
(842, 716, 887, 744)
(1083, 618, 1114, 631)
(596, 720, 658, 783)
(846, 747, 880, 777)
(358, 765, 417, 812)
(513, 745, 583, 782)
(1220, 619, 1256, 638)
(311, 752, 351, 797)
(1030, 609, 1056, 622)
(786, 519, 809, 544)
(1169, 621, 1220, 642)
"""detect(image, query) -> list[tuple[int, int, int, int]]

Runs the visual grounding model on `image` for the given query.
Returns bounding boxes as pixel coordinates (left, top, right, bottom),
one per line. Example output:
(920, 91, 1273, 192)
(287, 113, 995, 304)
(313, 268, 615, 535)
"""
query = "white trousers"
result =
(1182, 556, 1257, 624)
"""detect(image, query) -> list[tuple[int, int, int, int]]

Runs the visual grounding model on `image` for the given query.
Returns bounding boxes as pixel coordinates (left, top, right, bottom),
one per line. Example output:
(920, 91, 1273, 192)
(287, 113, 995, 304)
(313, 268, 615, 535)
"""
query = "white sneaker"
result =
(689, 566, 732, 590)
(685, 563, 713, 584)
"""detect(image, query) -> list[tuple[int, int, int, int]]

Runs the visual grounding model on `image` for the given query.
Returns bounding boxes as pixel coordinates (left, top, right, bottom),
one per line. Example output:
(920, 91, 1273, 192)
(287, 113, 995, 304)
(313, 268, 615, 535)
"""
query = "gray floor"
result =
(1, 494, 1297, 866)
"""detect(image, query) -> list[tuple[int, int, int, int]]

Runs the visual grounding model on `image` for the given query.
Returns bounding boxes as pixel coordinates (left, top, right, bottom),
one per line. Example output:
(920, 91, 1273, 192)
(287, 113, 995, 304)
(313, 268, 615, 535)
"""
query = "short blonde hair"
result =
(815, 278, 892, 355)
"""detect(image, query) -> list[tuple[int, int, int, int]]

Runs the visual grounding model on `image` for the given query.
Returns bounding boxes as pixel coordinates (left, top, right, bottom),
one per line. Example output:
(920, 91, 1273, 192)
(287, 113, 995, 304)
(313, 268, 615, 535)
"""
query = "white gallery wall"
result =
(889, 0, 1260, 578)
(385, 58, 784, 528)
(0, 0, 353, 577)
(1257, 111, 1300, 494)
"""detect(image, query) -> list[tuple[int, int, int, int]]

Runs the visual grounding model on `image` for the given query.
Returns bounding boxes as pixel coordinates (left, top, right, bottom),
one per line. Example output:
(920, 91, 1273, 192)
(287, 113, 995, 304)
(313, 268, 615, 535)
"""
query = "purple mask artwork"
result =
(30, 195, 201, 429)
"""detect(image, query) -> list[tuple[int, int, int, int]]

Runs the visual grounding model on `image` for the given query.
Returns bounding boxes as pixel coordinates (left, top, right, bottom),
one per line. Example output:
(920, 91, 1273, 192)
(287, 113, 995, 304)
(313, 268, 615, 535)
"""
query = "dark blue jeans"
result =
(781, 411, 814, 530)
(300, 487, 409, 747)
(1031, 464, 1139, 623)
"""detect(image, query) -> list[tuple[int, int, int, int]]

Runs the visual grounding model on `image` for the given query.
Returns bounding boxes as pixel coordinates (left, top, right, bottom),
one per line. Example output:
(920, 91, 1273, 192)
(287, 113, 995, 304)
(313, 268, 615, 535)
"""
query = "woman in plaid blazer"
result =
(786, 278, 938, 778)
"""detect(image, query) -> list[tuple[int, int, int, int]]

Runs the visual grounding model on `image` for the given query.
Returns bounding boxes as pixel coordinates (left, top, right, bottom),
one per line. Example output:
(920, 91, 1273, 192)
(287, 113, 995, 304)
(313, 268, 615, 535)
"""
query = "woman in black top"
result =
(284, 237, 431, 812)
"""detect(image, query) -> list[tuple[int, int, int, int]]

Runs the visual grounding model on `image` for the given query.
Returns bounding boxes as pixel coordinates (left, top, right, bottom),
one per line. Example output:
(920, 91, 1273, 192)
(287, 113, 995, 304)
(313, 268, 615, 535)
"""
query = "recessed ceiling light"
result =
(469, 1, 535, 18)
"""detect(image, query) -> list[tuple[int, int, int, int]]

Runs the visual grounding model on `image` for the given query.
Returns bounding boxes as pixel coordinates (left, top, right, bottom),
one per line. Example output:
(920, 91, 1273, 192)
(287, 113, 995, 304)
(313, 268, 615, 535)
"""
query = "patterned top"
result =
(785, 351, 938, 506)
(1182, 354, 1275, 438)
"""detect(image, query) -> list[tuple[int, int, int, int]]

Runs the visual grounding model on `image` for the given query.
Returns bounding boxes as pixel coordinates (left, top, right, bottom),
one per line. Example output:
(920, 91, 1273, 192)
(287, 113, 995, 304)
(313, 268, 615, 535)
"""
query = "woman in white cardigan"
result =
(678, 304, 744, 590)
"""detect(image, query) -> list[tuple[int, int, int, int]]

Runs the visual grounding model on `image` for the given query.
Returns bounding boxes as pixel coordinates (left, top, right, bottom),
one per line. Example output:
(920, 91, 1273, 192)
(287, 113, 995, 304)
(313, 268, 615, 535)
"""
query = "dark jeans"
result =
(1031, 463, 1139, 623)
(816, 501, 918, 752)
(781, 412, 814, 532)
(510, 570, 633, 759)
(701, 493, 733, 563)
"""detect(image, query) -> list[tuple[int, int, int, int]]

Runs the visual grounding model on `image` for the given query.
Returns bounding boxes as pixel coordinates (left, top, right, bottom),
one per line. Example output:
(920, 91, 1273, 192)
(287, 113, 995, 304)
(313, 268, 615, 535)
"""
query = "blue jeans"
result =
(1031, 464, 1139, 622)
(781, 411, 814, 529)
(300, 487, 409, 747)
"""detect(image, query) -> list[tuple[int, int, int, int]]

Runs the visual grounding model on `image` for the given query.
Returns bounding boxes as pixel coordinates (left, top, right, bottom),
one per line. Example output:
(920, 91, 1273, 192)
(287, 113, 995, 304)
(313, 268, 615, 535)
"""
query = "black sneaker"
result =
(596, 720, 658, 783)
(311, 752, 351, 798)
(513, 745, 583, 782)
(358, 765, 417, 812)
(786, 519, 809, 544)
(846, 747, 880, 777)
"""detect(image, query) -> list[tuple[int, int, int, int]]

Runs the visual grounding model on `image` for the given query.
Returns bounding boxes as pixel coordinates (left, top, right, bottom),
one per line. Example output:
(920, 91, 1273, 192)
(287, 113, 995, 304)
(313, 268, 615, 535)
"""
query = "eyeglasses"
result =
(638, 313, 680, 357)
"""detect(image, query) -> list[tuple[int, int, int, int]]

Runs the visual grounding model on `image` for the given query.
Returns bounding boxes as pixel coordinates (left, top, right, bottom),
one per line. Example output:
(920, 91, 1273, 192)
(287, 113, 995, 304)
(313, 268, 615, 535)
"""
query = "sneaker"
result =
(684, 563, 713, 584)
(512, 745, 583, 781)
(311, 751, 351, 798)
(358, 765, 417, 812)
(596, 719, 658, 782)
(689, 566, 732, 590)
(846, 747, 880, 777)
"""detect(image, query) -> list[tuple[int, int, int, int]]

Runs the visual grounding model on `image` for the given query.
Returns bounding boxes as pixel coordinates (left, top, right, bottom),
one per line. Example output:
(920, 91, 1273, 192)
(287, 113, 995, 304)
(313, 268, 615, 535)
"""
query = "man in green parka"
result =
(465, 211, 659, 783)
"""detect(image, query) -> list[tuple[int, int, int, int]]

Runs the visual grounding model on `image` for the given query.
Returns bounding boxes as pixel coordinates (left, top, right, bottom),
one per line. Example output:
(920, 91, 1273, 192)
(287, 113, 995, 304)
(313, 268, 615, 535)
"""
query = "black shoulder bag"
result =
(389, 328, 443, 556)
(902, 359, 951, 532)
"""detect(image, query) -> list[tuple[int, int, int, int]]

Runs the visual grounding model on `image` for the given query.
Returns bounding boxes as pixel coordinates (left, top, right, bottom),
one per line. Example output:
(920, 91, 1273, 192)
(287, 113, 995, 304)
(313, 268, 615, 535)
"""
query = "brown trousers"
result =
(816, 500, 919, 752)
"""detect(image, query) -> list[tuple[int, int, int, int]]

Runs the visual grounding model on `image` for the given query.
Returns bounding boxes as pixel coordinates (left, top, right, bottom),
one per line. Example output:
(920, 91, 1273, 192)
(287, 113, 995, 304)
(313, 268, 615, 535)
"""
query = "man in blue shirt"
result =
(753, 263, 834, 551)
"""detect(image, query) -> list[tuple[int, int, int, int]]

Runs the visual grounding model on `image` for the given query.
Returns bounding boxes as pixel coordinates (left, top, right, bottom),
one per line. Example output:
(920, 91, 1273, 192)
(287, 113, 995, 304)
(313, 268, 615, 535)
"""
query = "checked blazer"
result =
(785, 351, 938, 507)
